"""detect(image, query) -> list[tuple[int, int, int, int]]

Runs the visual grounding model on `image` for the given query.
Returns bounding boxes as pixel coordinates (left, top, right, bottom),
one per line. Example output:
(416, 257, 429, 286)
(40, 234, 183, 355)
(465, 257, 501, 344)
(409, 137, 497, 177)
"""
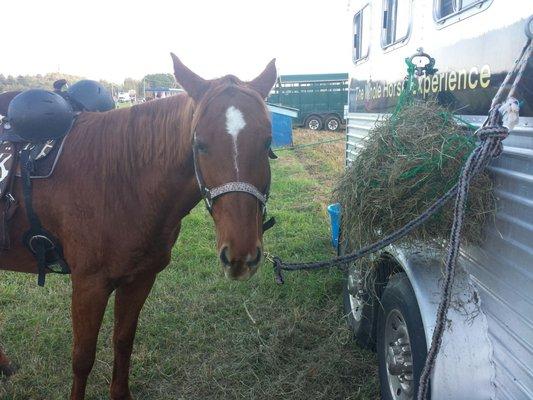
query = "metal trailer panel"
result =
(346, 114, 533, 399)
(462, 120, 533, 400)
(345, 113, 384, 165)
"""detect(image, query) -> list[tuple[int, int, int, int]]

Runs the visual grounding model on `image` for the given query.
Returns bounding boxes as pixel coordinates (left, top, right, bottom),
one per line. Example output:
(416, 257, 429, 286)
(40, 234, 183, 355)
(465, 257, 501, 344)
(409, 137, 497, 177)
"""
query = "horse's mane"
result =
(67, 76, 266, 181)
(68, 94, 196, 180)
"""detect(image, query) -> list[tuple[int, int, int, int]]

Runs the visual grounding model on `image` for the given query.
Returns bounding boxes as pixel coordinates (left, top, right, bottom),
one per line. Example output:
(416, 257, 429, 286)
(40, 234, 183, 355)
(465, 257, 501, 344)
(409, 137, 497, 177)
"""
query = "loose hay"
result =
(334, 101, 495, 250)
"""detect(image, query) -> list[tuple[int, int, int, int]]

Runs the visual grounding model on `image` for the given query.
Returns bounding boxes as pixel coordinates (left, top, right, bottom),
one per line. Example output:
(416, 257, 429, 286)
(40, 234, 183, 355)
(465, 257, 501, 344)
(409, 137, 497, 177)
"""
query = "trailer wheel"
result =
(325, 115, 341, 131)
(377, 273, 428, 400)
(305, 115, 322, 130)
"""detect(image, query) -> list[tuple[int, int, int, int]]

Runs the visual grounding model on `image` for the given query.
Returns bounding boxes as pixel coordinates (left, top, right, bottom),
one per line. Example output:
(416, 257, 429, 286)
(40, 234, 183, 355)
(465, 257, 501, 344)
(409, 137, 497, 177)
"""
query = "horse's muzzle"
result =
(219, 245, 262, 280)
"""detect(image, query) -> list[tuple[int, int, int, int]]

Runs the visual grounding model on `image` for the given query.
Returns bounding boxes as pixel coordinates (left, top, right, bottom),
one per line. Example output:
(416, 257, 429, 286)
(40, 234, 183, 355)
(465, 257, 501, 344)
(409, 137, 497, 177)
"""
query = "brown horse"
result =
(0, 53, 277, 399)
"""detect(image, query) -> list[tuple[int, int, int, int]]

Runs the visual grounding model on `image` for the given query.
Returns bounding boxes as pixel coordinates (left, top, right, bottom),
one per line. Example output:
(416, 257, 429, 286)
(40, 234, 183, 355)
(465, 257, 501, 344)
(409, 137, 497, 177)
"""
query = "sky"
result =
(1, 0, 352, 83)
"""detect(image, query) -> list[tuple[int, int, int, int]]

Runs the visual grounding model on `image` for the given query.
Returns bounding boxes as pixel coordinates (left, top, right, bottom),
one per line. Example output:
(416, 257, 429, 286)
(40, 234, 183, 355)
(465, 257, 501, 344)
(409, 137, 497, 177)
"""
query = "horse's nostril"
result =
(220, 246, 230, 266)
(246, 247, 262, 268)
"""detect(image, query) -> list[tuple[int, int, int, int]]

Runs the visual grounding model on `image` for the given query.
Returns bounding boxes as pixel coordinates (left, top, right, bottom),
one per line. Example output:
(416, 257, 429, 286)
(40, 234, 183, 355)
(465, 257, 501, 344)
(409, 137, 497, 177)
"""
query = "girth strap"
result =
(20, 149, 69, 286)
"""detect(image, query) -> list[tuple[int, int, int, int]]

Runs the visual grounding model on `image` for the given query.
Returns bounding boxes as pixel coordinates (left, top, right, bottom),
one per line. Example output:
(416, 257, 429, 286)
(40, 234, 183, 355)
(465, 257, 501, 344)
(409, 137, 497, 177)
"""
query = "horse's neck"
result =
(122, 98, 200, 205)
(68, 97, 201, 222)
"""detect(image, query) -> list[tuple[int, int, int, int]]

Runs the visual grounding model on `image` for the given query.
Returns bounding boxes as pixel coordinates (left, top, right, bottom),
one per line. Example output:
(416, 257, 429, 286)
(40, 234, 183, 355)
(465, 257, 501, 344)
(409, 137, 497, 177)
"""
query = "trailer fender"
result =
(383, 244, 496, 400)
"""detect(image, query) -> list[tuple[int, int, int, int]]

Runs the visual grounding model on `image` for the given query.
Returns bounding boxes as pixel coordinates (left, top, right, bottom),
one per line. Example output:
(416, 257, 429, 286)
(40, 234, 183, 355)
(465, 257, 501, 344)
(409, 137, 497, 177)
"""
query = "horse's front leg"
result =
(70, 276, 112, 400)
(110, 272, 156, 400)
(0, 345, 16, 377)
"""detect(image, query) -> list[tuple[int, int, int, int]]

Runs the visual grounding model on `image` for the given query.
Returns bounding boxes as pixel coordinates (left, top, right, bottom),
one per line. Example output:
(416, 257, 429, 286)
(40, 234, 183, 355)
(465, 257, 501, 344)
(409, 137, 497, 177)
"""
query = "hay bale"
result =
(334, 101, 495, 250)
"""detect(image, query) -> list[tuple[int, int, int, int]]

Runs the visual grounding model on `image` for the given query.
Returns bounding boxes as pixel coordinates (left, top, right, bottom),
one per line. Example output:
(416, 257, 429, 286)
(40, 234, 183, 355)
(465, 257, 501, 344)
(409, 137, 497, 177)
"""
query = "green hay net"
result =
(335, 59, 495, 251)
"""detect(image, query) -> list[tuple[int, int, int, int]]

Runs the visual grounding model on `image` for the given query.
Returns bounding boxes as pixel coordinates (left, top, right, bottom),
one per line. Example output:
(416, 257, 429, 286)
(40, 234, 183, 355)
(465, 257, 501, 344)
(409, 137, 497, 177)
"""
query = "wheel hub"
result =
(308, 119, 320, 130)
(384, 309, 414, 399)
(328, 120, 339, 130)
(347, 267, 364, 321)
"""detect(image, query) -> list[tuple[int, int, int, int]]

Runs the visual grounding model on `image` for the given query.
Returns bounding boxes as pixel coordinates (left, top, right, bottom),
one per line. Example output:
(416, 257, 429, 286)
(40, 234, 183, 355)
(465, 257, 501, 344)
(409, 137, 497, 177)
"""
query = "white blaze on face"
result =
(225, 106, 246, 178)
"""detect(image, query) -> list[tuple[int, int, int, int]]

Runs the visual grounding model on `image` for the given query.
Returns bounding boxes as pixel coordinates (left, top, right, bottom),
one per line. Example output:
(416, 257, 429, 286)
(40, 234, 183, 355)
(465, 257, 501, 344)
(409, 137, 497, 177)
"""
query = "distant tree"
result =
(16, 75, 30, 87)
(0, 72, 85, 92)
(123, 77, 139, 92)
(0, 72, 129, 96)
(98, 80, 119, 98)
(136, 81, 145, 98)
(142, 73, 177, 89)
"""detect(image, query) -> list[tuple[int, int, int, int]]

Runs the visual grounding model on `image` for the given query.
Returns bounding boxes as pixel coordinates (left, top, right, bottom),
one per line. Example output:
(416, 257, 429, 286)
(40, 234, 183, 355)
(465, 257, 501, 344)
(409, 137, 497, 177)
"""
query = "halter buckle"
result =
(203, 188, 213, 212)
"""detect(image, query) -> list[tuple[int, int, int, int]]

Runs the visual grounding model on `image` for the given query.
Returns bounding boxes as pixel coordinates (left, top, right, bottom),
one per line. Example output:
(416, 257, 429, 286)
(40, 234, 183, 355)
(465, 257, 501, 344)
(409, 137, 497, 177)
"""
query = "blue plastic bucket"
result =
(327, 203, 341, 249)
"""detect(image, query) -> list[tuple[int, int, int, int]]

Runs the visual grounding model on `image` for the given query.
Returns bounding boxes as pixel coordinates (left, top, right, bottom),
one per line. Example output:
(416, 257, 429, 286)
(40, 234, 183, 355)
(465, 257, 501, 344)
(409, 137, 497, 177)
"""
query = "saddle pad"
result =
(18, 138, 66, 179)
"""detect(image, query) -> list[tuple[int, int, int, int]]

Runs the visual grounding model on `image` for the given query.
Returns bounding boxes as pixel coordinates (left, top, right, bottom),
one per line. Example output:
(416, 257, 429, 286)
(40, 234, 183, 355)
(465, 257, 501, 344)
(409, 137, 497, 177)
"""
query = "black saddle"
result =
(0, 80, 115, 286)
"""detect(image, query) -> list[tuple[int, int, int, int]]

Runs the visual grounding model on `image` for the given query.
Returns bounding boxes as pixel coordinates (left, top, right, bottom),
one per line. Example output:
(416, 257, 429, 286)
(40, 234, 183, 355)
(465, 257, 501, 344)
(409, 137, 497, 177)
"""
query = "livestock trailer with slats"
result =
(341, 1, 533, 399)
(267, 73, 348, 131)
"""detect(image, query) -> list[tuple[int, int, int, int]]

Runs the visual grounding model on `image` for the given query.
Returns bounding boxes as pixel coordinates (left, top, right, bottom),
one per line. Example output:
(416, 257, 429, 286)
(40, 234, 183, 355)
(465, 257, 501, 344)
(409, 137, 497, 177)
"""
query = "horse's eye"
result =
(195, 141, 208, 154)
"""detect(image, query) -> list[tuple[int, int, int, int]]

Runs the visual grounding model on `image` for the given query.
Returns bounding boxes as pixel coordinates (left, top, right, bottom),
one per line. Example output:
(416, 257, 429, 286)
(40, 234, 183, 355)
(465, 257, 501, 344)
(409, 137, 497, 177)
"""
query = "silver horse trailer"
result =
(342, 1, 533, 399)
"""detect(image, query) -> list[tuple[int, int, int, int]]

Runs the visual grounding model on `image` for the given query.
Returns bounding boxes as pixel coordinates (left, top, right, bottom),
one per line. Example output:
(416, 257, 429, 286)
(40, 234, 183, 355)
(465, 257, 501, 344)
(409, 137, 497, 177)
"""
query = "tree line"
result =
(0, 72, 179, 98)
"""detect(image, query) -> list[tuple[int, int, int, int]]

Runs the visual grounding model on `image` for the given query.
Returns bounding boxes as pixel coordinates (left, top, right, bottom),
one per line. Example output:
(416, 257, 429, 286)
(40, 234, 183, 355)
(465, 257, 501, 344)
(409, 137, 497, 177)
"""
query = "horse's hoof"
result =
(0, 362, 18, 378)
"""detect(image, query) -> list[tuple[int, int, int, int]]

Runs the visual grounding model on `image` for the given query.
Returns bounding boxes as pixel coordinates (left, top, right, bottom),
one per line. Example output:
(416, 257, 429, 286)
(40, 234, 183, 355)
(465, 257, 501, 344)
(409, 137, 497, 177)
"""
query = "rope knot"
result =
(475, 105, 510, 158)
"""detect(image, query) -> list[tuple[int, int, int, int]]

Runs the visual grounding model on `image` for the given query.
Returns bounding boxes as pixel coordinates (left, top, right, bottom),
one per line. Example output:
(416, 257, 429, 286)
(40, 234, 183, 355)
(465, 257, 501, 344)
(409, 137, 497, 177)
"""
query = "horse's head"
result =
(171, 53, 277, 281)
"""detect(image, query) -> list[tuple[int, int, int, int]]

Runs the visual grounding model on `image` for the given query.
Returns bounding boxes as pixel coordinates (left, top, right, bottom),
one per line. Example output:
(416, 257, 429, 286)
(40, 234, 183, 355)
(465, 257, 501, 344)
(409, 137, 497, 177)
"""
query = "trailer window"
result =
(435, 0, 487, 21)
(381, 0, 411, 48)
(353, 5, 370, 63)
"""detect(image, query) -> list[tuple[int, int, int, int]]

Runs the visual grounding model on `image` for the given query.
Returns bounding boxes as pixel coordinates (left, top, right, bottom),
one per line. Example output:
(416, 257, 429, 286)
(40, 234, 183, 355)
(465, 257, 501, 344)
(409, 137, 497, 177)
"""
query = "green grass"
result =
(0, 142, 378, 399)
(115, 101, 132, 109)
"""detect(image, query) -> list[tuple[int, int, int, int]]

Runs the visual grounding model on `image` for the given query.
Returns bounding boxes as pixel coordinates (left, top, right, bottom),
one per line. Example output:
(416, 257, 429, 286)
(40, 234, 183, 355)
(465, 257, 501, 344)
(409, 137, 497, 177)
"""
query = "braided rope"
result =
(491, 40, 532, 108)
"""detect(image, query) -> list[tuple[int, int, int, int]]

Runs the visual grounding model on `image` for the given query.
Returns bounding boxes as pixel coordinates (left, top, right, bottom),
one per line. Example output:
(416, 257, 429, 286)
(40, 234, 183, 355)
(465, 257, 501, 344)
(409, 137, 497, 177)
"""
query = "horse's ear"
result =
(249, 58, 277, 99)
(170, 53, 209, 102)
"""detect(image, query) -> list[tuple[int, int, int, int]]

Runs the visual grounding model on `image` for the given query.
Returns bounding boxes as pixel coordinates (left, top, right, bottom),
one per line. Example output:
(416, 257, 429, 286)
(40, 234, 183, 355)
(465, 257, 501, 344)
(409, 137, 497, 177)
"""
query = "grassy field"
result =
(0, 129, 379, 400)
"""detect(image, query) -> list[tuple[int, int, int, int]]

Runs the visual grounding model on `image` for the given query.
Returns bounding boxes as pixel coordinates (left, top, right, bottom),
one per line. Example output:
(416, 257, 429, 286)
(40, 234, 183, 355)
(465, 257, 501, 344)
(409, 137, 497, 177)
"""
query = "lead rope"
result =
(270, 38, 532, 399)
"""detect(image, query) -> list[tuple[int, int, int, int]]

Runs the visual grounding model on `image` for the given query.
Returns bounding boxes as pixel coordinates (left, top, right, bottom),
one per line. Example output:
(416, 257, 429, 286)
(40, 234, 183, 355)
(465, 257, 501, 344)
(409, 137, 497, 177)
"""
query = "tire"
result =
(342, 266, 375, 349)
(325, 115, 341, 131)
(340, 235, 375, 349)
(377, 273, 428, 400)
(304, 115, 322, 130)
